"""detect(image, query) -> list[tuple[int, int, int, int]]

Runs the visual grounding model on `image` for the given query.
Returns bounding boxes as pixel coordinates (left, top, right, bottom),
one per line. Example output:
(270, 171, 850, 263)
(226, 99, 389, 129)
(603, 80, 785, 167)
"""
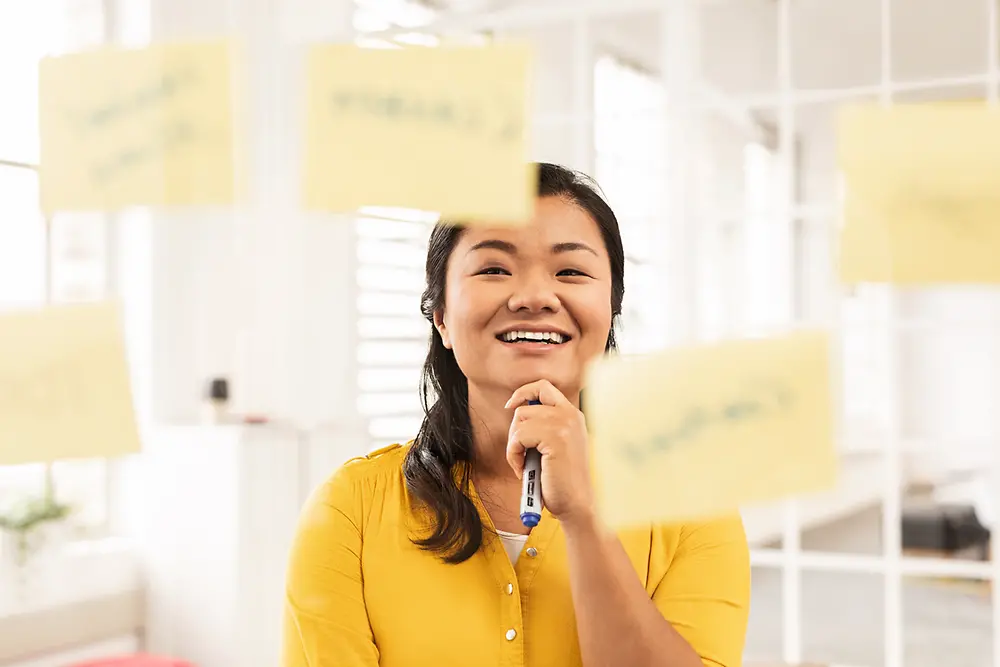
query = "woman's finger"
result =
(512, 403, 558, 423)
(505, 433, 527, 479)
(506, 422, 547, 479)
(504, 379, 573, 410)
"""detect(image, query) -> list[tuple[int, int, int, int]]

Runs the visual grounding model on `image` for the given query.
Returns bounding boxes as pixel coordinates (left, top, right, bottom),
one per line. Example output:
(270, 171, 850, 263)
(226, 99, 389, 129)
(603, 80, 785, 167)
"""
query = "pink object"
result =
(67, 657, 196, 667)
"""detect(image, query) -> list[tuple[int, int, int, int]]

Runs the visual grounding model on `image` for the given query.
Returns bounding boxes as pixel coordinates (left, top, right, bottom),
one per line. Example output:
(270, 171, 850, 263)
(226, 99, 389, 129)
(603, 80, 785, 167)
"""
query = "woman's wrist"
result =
(559, 506, 604, 539)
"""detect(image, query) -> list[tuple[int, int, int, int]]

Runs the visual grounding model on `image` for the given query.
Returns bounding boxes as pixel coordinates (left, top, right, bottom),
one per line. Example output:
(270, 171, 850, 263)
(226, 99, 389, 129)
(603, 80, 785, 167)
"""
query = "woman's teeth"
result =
(500, 331, 566, 344)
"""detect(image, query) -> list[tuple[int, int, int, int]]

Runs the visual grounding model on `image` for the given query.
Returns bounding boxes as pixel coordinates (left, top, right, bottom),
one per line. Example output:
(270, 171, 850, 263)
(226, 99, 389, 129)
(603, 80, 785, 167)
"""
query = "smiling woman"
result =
(282, 163, 751, 667)
(410, 164, 622, 553)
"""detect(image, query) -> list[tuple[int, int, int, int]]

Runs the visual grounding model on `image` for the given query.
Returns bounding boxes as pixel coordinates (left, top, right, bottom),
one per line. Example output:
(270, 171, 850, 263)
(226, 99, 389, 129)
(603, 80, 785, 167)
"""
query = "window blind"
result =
(355, 209, 437, 450)
(350, 0, 489, 451)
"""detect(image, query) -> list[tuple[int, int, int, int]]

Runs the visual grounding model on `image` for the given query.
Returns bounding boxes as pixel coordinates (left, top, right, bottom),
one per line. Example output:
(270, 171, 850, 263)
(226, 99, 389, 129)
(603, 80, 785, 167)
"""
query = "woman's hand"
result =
(505, 380, 596, 528)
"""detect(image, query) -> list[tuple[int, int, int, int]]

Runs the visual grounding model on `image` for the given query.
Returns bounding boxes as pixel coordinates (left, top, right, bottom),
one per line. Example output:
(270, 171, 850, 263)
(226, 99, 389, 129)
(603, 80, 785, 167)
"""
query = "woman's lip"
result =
(495, 333, 573, 344)
(497, 339, 568, 353)
(496, 328, 573, 339)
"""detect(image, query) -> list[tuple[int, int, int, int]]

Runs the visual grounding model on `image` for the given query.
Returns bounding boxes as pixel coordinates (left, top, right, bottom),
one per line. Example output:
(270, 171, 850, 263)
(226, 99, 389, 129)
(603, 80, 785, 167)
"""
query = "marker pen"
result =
(519, 399, 543, 528)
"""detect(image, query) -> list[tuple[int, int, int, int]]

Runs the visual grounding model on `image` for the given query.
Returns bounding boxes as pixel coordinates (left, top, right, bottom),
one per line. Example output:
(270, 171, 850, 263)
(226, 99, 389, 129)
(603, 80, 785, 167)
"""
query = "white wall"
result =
(497, 21, 593, 172)
(133, 0, 360, 429)
(137, 424, 357, 667)
(897, 290, 1000, 480)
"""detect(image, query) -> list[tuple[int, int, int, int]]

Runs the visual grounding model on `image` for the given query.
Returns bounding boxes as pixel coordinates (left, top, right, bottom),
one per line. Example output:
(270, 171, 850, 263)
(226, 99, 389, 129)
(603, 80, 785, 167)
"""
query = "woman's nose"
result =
(507, 275, 560, 313)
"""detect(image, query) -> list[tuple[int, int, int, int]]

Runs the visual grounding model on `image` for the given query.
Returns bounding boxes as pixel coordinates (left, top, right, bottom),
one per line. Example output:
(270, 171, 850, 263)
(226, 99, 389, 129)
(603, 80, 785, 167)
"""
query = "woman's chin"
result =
(501, 368, 579, 395)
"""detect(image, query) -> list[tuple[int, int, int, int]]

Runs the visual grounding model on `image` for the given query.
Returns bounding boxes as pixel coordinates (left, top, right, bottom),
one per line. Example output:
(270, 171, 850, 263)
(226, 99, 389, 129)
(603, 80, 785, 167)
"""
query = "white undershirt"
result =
(496, 529, 530, 565)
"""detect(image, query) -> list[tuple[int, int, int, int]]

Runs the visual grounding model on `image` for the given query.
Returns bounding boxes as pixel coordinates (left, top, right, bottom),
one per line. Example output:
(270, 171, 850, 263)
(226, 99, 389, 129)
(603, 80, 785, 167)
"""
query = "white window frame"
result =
(593, 53, 667, 356)
(0, 0, 113, 548)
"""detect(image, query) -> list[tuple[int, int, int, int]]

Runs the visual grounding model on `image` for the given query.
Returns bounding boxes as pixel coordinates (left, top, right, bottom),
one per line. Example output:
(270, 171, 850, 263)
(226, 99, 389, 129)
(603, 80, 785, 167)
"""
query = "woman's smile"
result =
(496, 325, 574, 354)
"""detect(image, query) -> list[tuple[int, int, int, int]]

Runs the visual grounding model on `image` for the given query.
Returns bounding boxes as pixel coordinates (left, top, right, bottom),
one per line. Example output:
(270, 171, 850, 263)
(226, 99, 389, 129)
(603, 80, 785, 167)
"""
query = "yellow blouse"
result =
(282, 443, 751, 667)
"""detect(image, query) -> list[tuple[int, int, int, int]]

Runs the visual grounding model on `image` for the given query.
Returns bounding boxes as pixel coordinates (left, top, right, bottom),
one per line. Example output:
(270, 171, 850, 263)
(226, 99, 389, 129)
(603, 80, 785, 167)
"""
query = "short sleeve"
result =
(282, 463, 380, 667)
(652, 515, 751, 667)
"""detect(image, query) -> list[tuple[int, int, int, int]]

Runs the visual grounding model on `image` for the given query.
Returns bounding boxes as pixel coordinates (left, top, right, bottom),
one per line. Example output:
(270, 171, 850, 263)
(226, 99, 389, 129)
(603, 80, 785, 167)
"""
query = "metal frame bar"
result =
(774, 1, 803, 661)
(695, 74, 997, 112)
(367, 0, 732, 39)
(877, 0, 905, 664)
(0, 159, 37, 171)
(752, 548, 996, 579)
(572, 16, 594, 173)
(658, 0, 700, 347)
(986, 2, 1000, 666)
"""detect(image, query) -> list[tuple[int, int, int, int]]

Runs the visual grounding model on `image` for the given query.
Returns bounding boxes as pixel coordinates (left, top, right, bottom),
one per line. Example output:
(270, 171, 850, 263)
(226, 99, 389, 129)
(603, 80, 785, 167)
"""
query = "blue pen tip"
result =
(520, 512, 541, 528)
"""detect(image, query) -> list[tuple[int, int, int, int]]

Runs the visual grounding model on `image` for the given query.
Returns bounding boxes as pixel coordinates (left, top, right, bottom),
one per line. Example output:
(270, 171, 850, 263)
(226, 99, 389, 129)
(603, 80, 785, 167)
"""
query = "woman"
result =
(282, 163, 750, 667)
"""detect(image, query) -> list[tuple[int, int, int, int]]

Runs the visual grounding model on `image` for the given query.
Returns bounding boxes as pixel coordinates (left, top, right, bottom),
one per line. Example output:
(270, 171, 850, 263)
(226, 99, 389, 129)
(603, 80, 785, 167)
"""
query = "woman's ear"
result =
(433, 310, 452, 349)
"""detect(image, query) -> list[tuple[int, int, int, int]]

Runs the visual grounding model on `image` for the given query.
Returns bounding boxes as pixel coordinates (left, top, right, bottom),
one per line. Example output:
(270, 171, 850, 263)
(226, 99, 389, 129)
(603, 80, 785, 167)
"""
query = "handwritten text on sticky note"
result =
(584, 331, 836, 528)
(39, 40, 236, 213)
(304, 44, 535, 223)
(0, 302, 141, 465)
(837, 104, 1000, 284)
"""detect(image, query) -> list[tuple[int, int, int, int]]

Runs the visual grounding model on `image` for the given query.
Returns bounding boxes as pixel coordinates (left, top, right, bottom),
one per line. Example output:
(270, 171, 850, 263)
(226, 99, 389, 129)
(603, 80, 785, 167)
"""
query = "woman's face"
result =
(435, 195, 614, 401)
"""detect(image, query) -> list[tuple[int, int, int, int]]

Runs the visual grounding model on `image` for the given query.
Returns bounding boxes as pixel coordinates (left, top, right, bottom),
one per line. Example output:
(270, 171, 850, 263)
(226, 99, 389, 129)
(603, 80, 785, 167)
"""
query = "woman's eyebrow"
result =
(466, 239, 599, 257)
(552, 241, 598, 257)
(467, 239, 517, 255)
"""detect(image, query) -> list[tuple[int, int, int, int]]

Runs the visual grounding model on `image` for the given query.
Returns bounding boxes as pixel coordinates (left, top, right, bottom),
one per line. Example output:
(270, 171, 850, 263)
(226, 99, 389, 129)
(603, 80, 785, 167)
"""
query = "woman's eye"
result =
(478, 266, 510, 276)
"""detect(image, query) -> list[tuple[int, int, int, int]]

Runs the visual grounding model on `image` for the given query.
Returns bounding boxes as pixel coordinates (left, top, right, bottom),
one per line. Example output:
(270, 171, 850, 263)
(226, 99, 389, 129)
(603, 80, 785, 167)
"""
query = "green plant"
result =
(0, 495, 72, 567)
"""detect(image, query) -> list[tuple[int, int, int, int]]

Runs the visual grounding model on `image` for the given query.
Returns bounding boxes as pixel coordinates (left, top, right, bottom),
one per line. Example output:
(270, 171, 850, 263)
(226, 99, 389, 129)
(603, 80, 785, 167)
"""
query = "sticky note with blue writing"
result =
(837, 103, 1000, 284)
(584, 331, 836, 528)
(304, 44, 535, 224)
(39, 39, 239, 213)
(0, 302, 141, 466)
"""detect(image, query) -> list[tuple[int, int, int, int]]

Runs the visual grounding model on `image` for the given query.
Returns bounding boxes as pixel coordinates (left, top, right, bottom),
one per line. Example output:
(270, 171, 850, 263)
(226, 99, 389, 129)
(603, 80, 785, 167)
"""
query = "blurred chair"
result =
(67, 656, 195, 667)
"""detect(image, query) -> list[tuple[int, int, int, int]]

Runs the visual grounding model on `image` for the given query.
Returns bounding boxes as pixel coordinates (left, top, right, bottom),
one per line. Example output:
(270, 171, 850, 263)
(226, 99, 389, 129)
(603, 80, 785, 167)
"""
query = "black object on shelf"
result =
(901, 503, 991, 557)
(207, 377, 229, 403)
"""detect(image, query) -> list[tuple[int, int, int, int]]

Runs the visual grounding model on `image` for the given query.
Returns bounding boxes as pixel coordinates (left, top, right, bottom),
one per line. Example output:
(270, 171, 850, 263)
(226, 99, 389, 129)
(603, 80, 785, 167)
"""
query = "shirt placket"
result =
(470, 481, 560, 666)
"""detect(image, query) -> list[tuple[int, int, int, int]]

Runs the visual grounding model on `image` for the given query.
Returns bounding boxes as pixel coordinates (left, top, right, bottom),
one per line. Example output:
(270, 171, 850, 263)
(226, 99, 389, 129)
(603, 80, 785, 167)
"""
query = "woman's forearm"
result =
(561, 513, 703, 667)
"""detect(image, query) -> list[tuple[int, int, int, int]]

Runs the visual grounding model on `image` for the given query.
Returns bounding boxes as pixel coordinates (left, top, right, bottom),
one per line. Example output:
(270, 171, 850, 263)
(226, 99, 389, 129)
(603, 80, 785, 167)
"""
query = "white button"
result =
(526, 547, 538, 557)
(506, 583, 514, 595)
(505, 629, 517, 641)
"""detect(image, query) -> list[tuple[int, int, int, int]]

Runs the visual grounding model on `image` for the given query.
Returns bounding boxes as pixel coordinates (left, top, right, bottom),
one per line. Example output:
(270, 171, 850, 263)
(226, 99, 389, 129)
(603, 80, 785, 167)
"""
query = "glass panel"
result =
(0, 166, 44, 309)
(594, 55, 666, 355)
(744, 565, 785, 663)
(801, 570, 885, 666)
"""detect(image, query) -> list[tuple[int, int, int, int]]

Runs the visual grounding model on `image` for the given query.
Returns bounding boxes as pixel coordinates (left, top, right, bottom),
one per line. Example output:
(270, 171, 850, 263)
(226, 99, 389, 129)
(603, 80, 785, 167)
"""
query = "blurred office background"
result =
(2, 0, 1000, 666)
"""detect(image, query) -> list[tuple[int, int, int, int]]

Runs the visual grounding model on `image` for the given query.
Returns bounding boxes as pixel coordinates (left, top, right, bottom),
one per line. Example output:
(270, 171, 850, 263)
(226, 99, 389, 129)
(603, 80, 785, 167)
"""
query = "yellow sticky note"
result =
(39, 39, 237, 213)
(584, 331, 837, 529)
(0, 302, 141, 465)
(838, 104, 1000, 284)
(304, 44, 534, 223)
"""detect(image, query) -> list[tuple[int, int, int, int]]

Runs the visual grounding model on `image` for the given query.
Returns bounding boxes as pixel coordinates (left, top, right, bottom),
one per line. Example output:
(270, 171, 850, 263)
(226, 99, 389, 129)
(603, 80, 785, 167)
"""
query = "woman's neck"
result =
(467, 384, 518, 482)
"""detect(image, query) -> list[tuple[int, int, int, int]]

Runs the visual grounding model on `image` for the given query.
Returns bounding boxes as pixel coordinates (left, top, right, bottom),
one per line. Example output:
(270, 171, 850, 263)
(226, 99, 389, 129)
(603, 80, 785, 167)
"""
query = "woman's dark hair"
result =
(402, 162, 626, 563)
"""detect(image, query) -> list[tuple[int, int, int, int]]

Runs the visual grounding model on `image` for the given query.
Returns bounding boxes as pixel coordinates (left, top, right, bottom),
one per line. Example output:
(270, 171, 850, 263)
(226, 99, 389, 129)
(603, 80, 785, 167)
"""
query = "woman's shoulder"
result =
(649, 513, 749, 554)
(307, 440, 414, 513)
(645, 513, 749, 584)
(340, 440, 412, 478)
